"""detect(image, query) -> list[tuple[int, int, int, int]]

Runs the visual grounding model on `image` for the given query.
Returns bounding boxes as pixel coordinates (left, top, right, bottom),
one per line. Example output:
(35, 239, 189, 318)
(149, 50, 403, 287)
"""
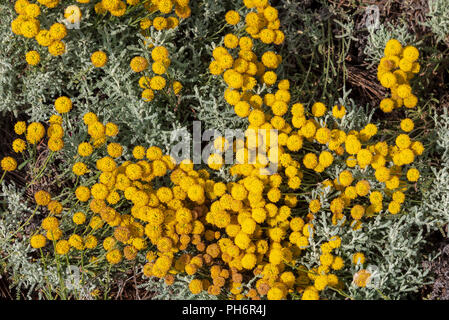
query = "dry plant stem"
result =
(0, 171, 6, 186)
(26, 151, 55, 189)
(7, 205, 39, 242)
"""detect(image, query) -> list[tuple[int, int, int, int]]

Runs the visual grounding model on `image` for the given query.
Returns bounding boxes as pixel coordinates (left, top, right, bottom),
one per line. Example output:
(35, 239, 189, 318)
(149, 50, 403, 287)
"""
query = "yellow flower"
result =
(55, 240, 70, 255)
(153, 16, 168, 30)
(384, 39, 402, 56)
(267, 287, 285, 300)
(107, 143, 123, 158)
(224, 33, 239, 49)
(397, 84, 412, 98)
(151, 46, 169, 62)
(332, 105, 346, 118)
(142, 88, 155, 102)
(69, 234, 84, 250)
(46, 229, 62, 242)
(48, 138, 64, 152)
(14, 121, 27, 135)
(404, 94, 418, 108)
(21, 20, 40, 38)
(152, 61, 167, 75)
(402, 45, 419, 62)
(48, 200, 63, 215)
(130, 56, 149, 72)
(88, 122, 105, 139)
(34, 190, 51, 206)
(42, 216, 59, 230)
(105, 122, 119, 137)
(331, 256, 344, 270)
(109, 1, 127, 16)
(140, 18, 152, 30)
(78, 142, 93, 157)
(73, 211, 86, 225)
(48, 41, 66, 56)
(345, 135, 361, 155)
(400, 118, 414, 132)
(403, 168, 418, 183)
(15, 0, 30, 15)
(303, 153, 318, 169)
(54, 96, 72, 114)
(262, 71, 277, 86)
(388, 200, 401, 214)
(261, 51, 280, 69)
(75, 186, 90, 202)
(380, 72, 397, 88)
(12, 138, 26, 153)
(312, 102, 326, 117)
(30, 234, 46, 249)
(225, 10, 240, 25)
(1, 157, 17, 171)
(25, 51, 40, 66)
(47, 124, 64, 139)
(351, 205, 365, 220)
(301, 287, 319, 300)
(314, 274, 329, 291)
(150, 76, 166, 90)
(106, 249, 122, 264)
(83, 112, 98, 125)
(49, 23, 67, 41)
(263, 5, 278, 21)
(35, 29, 52, 46)
(355, 180, 370, 196)
(73, 162, 88, 176)
(188, 279, 203, 294)
(91, 51, 107, 67)
(338, 170, 353, 186)
(102, 237, 116, 251)
(84, 235, 98, 249)
(379, 98, 395, 113)
(207, 153, 223, 170)
(26, 122, 45, 144)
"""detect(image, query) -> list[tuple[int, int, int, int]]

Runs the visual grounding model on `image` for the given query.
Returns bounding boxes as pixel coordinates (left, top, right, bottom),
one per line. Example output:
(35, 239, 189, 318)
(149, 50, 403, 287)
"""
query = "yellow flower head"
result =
(12, 138, 26, 153)
(54, 96, 72, 114)
(25, 51, 40, 66)
(130, 56, 149, 72)
(30, 234, 47, 249)
(26, 122, 45, 144)
(225, 10, 240, 25)
(14, 121, 27, 135)
(1, 157, 17, 172)
(91, 51, 107, 67)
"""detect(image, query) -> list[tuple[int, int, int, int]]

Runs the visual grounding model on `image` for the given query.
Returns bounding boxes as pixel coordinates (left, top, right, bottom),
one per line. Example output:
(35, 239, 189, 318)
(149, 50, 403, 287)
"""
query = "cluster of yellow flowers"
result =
(376, 40, 422, 187)
(378, 39, 420, 113)
(204, 0, 424, 298)
(95, 0, 190, 23)
(12, 0, 68, 61)
(130, 46, 183, 101)
(135, 0, 191, 31)
(11, 0, 190, 77)
(7, 96, 75, 157)
(134, 0, 191, 99)
(1, 0, 426, 301)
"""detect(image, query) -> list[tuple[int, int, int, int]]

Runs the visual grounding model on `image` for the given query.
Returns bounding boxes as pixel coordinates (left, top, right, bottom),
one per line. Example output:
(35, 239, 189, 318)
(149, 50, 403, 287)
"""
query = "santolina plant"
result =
(0, 0, 445, 300)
